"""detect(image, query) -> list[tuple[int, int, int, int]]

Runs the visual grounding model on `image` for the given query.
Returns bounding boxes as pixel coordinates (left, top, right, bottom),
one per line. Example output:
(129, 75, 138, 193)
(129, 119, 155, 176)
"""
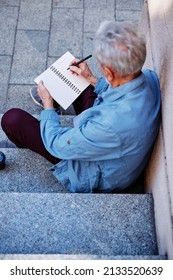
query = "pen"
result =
(67, 54, 92, 70)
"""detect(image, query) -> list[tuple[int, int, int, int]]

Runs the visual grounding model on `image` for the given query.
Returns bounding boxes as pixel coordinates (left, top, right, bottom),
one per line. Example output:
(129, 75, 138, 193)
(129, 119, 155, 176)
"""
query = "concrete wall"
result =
(140, 0, 173, 259)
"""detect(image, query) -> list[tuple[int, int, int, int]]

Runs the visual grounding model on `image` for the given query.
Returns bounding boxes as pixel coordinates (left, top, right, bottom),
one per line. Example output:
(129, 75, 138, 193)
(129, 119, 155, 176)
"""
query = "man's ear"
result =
(104, 66, 114, 82)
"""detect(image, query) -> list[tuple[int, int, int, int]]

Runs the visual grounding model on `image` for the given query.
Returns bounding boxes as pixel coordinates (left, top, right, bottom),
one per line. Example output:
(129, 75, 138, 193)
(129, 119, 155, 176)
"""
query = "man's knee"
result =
(1, 108, 24, 132)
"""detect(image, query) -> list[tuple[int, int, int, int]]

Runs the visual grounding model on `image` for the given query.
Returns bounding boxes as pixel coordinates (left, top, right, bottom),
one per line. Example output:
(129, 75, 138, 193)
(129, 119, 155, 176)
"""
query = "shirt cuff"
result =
(40, 109, 60, 122)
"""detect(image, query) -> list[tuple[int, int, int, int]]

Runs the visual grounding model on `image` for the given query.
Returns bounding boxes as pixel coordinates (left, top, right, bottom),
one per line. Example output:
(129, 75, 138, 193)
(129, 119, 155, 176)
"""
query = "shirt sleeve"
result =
(40, 109, 120, 161)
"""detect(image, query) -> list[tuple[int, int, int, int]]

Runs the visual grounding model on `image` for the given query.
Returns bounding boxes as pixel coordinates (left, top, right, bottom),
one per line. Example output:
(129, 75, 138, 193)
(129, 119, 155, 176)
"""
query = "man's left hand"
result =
(37, 81, 54, 110)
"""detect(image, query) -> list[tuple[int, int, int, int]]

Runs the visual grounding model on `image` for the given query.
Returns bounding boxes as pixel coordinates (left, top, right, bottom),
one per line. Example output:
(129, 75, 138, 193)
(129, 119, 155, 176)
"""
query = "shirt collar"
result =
(99, 72, 145, 102)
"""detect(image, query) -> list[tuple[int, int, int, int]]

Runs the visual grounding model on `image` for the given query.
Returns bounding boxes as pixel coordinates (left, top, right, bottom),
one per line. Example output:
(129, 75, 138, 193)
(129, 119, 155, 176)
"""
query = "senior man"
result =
(1, 21, 161, 193)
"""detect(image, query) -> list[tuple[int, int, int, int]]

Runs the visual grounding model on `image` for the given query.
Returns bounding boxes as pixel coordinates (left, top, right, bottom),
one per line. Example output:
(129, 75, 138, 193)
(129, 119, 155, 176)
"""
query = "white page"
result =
(34, 52, 90, 110)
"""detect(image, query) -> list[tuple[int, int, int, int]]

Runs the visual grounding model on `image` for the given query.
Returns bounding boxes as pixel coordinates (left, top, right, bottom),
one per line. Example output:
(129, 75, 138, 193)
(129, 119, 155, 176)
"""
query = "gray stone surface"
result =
(0, 6, 18, 55)
(18, 0, 51, 31)
(0, 115, 8, 147)
(0, 56, 12, 113)
(83, 32, 100, 77)
(0, 254, 167, 260)
(0, 193, 158, 255)
(53, 0, 83, 8)
(10, 30, 49, 84)
(116, 10, 142, 25)
(83, 32, 95, 57)
(84, 6, 114, 33)
(0, 148, 67, 193)
(4, 85, 42, 114)
(84, 0, 114, 9)
(49, 8, 83, 58)
(0, 0, 20, 6)
(116, 0, 144, 11)
(47, 56, 58, 68)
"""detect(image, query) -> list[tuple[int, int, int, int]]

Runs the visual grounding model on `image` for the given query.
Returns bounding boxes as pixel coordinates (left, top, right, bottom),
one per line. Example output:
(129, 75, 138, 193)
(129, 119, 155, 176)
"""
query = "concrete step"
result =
(0, 147, 144, 194)
(0, 148, 67, 193)
(0, 254, 167, 260)
(0, 192, 158, 255)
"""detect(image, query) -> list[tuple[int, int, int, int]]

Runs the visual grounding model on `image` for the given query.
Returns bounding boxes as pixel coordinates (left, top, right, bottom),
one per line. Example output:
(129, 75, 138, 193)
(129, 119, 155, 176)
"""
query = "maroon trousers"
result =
(1, 85, 96, 164)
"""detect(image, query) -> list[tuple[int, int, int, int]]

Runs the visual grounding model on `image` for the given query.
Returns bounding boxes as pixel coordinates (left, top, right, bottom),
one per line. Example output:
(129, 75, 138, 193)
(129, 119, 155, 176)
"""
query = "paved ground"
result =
(0, 0, 143, 147)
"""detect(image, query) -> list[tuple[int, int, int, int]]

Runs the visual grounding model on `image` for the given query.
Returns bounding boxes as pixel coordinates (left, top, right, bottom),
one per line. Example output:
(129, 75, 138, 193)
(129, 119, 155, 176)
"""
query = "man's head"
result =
(95, 21, 146, 86)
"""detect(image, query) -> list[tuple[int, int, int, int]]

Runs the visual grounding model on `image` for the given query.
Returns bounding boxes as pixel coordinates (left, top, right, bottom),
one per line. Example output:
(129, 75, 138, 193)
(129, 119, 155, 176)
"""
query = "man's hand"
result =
(69, 59, 98, 87)
(37, 81, 54, 110)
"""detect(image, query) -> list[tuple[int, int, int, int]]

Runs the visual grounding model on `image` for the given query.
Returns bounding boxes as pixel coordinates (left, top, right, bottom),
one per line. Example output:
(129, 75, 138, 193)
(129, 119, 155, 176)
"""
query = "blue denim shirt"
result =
(40, 69, 161, 192)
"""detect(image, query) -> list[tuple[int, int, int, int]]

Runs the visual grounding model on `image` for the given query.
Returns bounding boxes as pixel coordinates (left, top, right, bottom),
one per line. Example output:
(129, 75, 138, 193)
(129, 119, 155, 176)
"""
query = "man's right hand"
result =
(69, 59, 98, 87)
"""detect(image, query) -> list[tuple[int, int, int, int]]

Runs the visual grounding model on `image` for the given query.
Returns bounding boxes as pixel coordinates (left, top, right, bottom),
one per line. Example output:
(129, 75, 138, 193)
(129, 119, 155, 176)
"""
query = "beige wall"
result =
(140, 0, 173, 259)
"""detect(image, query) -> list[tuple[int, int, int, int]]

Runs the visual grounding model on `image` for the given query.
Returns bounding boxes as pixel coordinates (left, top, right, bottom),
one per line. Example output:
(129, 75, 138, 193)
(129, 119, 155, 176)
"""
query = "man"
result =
(1, 21, 161, 192)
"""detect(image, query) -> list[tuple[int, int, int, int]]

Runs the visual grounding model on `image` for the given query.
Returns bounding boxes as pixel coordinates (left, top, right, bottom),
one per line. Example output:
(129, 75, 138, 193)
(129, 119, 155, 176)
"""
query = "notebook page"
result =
(34, 52, 90, 110)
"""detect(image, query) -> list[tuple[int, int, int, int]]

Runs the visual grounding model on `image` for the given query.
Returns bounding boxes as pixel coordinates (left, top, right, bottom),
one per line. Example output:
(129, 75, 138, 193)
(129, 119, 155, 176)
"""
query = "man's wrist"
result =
(43, 101, 54, 110)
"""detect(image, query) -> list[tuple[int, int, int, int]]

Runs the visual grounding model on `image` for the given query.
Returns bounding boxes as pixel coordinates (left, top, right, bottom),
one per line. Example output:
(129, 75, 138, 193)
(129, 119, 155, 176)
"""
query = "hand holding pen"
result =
(67, 54, 92, 70)
(68, 54, 98, 87)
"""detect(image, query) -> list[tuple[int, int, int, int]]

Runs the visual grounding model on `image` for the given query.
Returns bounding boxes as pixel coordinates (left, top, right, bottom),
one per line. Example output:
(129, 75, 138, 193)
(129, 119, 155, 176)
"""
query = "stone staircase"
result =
(0, 114, 167, 260)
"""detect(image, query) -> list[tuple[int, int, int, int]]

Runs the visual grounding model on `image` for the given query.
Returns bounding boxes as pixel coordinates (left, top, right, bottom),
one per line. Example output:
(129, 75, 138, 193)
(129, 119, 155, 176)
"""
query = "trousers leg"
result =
(73, 85, 97, 115)
(1, 108, 60, 164)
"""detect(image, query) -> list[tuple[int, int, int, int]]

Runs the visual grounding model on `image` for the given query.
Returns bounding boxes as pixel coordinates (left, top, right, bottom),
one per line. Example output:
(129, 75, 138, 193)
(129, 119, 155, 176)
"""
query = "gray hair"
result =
(95, 20, 146, 77)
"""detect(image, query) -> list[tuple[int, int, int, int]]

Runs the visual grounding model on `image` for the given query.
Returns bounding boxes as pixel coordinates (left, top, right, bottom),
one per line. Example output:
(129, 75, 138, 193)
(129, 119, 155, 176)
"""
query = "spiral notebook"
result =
(34, 52, 90, 110)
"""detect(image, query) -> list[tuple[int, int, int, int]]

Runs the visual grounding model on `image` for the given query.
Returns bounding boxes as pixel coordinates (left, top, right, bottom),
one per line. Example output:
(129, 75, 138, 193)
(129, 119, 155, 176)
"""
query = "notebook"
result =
(34, 51, 90, 110)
